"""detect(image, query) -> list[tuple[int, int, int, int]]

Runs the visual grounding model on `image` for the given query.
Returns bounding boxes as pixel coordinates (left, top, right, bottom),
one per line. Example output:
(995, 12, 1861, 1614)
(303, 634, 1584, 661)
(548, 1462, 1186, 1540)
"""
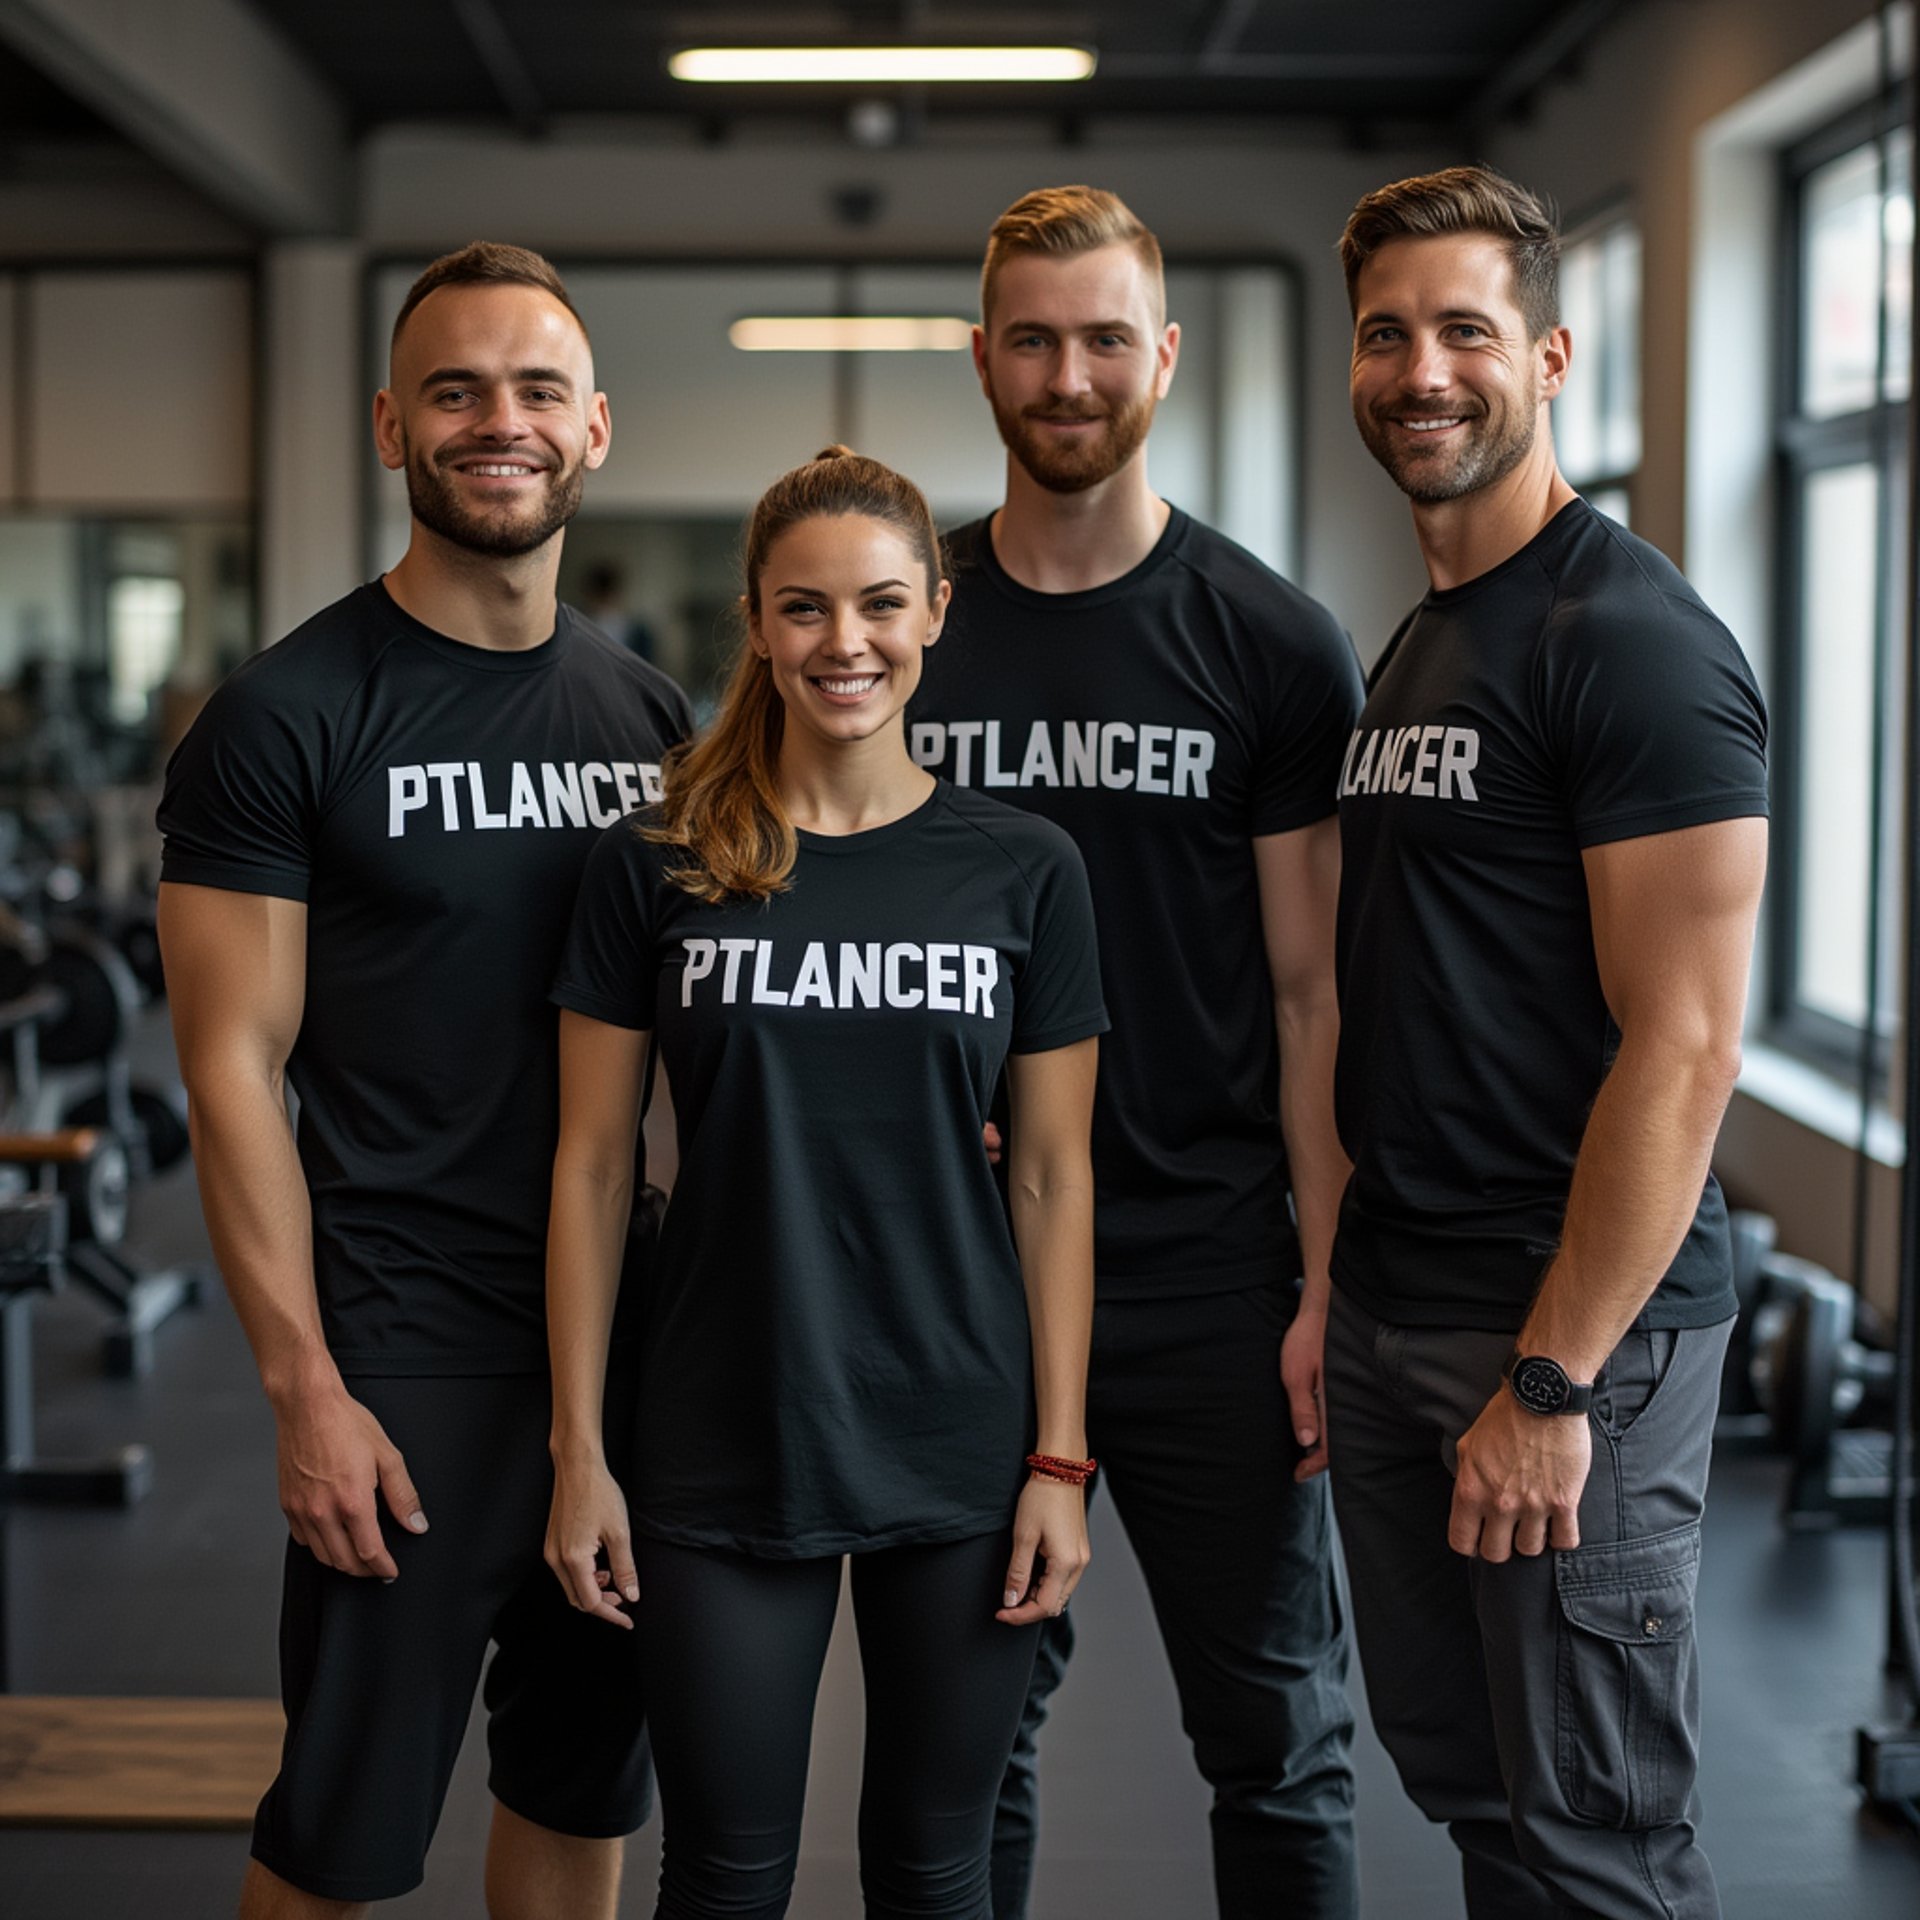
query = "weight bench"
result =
(0, 1179, 151, 1509)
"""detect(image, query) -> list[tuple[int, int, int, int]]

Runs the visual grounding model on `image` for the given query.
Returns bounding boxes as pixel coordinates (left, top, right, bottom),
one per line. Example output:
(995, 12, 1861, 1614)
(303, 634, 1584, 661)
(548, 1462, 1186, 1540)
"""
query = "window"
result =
(1771, 99, 1913, 1071)
(1554, 213, 1641, 525)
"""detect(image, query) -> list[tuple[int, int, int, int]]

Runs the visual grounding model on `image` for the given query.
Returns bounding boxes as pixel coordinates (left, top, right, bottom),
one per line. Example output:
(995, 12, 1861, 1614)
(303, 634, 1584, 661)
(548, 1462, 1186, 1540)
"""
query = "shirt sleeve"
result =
(1542, 597, 1770, 849)
(551, 819, 662, 1031)
(1010, 832, 1110, 1056)
(156, 663, 320, 901)
(1250, 605, 1368, 838)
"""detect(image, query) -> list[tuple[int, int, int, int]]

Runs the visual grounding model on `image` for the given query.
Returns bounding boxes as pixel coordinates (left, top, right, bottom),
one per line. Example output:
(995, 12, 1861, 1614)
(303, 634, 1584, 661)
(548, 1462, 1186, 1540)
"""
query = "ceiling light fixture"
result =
(729, 316, 975, 352)
(670, 46, 1097, 86)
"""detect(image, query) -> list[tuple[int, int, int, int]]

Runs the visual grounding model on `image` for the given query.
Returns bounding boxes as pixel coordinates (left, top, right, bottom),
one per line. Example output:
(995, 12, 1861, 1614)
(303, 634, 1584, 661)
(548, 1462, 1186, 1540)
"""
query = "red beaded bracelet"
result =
(1026, 1452, 1098, 1486)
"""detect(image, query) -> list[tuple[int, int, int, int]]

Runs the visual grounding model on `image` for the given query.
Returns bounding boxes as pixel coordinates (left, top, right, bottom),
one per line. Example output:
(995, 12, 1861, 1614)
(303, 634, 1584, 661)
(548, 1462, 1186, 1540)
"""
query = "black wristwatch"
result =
(1502, 1350, 1595, 1417)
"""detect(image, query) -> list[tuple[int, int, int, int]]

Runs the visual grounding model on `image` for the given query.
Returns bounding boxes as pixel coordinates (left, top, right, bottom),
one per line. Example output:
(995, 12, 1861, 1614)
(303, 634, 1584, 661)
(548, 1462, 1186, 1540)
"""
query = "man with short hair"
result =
(159, 243, 690, 1918)
(911, 184, 1361, 1920)
(1327, 165, 1768, 1919)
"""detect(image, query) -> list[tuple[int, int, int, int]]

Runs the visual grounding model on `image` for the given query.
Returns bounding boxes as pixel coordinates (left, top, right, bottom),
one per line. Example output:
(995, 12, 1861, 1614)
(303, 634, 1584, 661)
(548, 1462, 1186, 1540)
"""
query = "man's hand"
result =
(1448, 1391, 1590, 1561)
(275, 1382, 427, 1580)
(1280, 1301, 1329, 1481)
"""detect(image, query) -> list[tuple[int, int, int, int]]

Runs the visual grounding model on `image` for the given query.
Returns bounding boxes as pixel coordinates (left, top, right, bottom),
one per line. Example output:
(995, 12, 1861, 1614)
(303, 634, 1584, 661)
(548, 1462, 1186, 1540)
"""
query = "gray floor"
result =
(3, 1153, 1920, 1916)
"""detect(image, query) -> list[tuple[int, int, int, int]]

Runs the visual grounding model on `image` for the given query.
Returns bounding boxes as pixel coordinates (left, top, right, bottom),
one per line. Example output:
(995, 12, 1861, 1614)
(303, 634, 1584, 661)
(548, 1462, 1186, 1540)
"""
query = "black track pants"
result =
(637, 1529, 1043, 1920)
(991, 1282, 1357, 1920)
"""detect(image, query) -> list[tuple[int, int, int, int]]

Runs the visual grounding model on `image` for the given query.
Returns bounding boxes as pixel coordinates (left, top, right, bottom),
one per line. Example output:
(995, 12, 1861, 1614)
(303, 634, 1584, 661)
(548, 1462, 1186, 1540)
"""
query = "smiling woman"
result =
(541, 444, 1107, 1920)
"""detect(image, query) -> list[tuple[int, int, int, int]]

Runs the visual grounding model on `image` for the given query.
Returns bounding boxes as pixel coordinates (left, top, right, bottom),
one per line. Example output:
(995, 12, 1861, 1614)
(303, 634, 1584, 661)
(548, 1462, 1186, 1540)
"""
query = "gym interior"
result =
(1, 1, 1918, 1914)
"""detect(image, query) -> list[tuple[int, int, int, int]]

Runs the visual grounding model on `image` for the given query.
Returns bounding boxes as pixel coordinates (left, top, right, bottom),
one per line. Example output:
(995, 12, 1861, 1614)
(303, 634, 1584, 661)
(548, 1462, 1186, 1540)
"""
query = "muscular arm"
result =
(158, 882, 423, 1577)
(544, 1008, 648, 1627)
(997, 1037, 1099, 1623)
(1255, 817, 1350, 1478)
(1448, 815, 1768, 1560)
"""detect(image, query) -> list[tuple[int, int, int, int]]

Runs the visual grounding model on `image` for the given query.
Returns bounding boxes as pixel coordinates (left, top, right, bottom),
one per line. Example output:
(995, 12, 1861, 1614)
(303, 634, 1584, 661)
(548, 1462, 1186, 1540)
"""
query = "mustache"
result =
(1379, 403, 1484, 422)
(430, 444, 556, 471)
(1022, 403, 1109, 423)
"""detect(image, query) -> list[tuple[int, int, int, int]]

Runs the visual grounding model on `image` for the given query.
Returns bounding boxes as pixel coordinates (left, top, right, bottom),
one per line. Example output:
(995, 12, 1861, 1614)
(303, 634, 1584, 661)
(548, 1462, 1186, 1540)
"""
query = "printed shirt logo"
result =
(681, 938, 1001, 1017)
(910, 719, 1215, 798)
(388, 760, 664, 836)
(1338, 724, 1479, 802)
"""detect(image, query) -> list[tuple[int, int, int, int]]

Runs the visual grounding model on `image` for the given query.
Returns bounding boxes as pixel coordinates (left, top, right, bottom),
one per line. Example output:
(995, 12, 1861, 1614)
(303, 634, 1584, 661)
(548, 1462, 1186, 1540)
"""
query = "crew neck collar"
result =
(971, 504, 1189, 612)
(792, 779, 947, 853)
(1421, 497, 1590, 608)
(369, 578, 572, 673)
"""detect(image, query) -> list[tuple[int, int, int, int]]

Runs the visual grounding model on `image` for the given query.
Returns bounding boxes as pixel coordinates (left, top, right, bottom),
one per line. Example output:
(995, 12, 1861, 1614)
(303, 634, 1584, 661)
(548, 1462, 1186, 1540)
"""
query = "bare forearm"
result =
(1520, 1030, 1741, 1379)
(1276, 984, 1349, 1304)
(1010, 1162, 1094, 1458)
(182, 1065, 334, 1405)
(546, 1155, 633, 1465)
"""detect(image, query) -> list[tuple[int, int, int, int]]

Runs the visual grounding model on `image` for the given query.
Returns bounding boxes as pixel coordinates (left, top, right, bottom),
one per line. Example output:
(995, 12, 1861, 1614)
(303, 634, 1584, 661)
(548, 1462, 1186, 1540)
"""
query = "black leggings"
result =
(635, 1530, 1042, 1920)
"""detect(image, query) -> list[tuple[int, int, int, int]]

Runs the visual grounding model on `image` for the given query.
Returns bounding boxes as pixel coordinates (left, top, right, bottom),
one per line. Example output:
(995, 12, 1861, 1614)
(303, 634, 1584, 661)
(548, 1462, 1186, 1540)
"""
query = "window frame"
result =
(1767, 89, 1912, 1077)
(1553, 202, 1641, 519)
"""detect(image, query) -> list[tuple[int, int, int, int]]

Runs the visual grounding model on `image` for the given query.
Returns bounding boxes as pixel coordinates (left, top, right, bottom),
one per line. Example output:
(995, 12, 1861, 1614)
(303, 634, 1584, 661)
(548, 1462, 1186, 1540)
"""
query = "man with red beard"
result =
(909, 185, 1361, 1919)
(157, 245, 689, 1918)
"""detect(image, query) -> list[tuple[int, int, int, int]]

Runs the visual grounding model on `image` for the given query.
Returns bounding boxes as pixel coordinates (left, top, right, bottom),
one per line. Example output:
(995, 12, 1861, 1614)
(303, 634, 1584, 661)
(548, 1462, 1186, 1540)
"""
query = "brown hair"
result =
(647, 446, 944, 903)
(981, 184, 1165, 327)
(390, 241, 589, 356)
(1338, 165, 1561, 341)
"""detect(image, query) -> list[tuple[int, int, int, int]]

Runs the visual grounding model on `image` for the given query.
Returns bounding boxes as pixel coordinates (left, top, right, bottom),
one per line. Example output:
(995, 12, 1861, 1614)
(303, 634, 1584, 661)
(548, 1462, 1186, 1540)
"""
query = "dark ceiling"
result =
(241, 0, 1629, 144)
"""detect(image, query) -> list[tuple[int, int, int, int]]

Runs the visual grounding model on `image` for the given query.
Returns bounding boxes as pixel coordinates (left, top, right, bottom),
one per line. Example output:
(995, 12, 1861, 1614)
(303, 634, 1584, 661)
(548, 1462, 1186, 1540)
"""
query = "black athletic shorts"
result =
(251, 1370, 652, 1903)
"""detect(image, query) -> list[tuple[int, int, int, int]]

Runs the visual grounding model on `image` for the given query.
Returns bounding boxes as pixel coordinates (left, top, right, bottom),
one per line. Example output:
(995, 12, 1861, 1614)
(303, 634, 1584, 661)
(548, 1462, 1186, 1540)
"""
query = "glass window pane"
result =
(1602, 224, 1642, 475)
(1802, 127, 1913, 418)
(1556, 237, 1602, 483)
(1554, 218, 1640, 487)
(1794, 463, 1881, 1028)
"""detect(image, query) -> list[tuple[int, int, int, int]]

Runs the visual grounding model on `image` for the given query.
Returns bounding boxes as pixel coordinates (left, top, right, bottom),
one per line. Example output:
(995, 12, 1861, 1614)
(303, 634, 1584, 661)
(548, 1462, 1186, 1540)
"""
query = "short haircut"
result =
(1338, 165, 1561, 341)
(980, 184, 1166, 328)
(390, 241, 589, 357)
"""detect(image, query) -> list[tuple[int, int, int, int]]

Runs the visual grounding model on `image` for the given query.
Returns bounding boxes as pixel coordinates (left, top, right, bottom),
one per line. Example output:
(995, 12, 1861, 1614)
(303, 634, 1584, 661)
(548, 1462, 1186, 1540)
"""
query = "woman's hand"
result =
(544, 1451, 639, 1629)
(995, 1475, 1091, 1624)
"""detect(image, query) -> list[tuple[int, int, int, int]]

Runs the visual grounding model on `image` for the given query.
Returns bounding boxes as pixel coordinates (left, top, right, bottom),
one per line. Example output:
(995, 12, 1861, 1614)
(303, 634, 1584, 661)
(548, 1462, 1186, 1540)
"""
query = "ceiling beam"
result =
(1456, 0, 1630, 138)
(449, 0, 547, 137)
(0, 0, 349, 233)
(1195, 0, 1261, 67)
(1099, 52, 1481, 82)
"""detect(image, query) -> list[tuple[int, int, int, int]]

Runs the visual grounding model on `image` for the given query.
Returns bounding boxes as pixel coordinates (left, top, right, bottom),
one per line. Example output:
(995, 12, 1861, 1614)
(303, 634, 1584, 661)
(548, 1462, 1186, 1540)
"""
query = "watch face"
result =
(1509, 1355, 1571, 1415)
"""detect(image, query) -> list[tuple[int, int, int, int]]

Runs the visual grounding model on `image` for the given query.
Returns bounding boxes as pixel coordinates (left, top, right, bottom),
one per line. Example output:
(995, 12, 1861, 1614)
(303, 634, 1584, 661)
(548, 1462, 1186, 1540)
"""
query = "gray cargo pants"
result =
(1325, 1284, 1730, 1919)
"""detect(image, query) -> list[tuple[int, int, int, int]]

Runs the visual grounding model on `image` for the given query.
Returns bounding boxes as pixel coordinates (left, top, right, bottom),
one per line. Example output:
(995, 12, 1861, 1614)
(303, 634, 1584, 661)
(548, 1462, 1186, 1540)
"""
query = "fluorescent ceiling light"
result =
(730, 316, 976, 353)
(670, 46, 1097, 85)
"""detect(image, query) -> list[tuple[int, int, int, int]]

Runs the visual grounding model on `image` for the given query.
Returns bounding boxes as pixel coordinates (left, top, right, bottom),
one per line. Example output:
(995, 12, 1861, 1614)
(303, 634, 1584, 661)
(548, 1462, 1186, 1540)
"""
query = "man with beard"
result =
(1327, 167, 1767, 1918)
(157, 244, 690, 1918)
(910, 185, 1361, 1919)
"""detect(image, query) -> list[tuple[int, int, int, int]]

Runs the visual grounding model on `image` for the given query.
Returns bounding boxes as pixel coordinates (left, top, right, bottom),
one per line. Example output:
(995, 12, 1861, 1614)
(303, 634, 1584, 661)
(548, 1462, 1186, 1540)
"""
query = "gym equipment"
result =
(0, 913, 201, 1377)
(1757, 1262, 1901, 1528)
(1716, 1208, 1780, 1437)
(0, 1176, 150, 1513)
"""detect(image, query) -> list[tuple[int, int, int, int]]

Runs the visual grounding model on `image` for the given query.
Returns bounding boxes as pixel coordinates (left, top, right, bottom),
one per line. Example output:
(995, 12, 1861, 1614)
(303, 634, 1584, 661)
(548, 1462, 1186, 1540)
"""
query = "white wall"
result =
(24, 268, 253, 511)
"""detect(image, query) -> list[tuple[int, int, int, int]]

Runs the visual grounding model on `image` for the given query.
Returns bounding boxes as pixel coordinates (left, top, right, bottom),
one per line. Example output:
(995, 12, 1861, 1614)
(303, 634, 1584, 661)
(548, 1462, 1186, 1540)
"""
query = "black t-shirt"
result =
(1333, 500, 1769, 1331)
(908, 510, 1363, 1298)
(158, 581, 693, 1375)
(553, 781, 1108, 1556)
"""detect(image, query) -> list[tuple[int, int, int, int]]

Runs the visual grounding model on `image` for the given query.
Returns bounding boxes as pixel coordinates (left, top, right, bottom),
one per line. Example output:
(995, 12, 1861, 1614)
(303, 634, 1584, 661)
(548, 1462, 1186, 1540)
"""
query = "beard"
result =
(404, 443, 586, 558)
(1354, 386, 1538, 504)
(987, 381, 1159, 495)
